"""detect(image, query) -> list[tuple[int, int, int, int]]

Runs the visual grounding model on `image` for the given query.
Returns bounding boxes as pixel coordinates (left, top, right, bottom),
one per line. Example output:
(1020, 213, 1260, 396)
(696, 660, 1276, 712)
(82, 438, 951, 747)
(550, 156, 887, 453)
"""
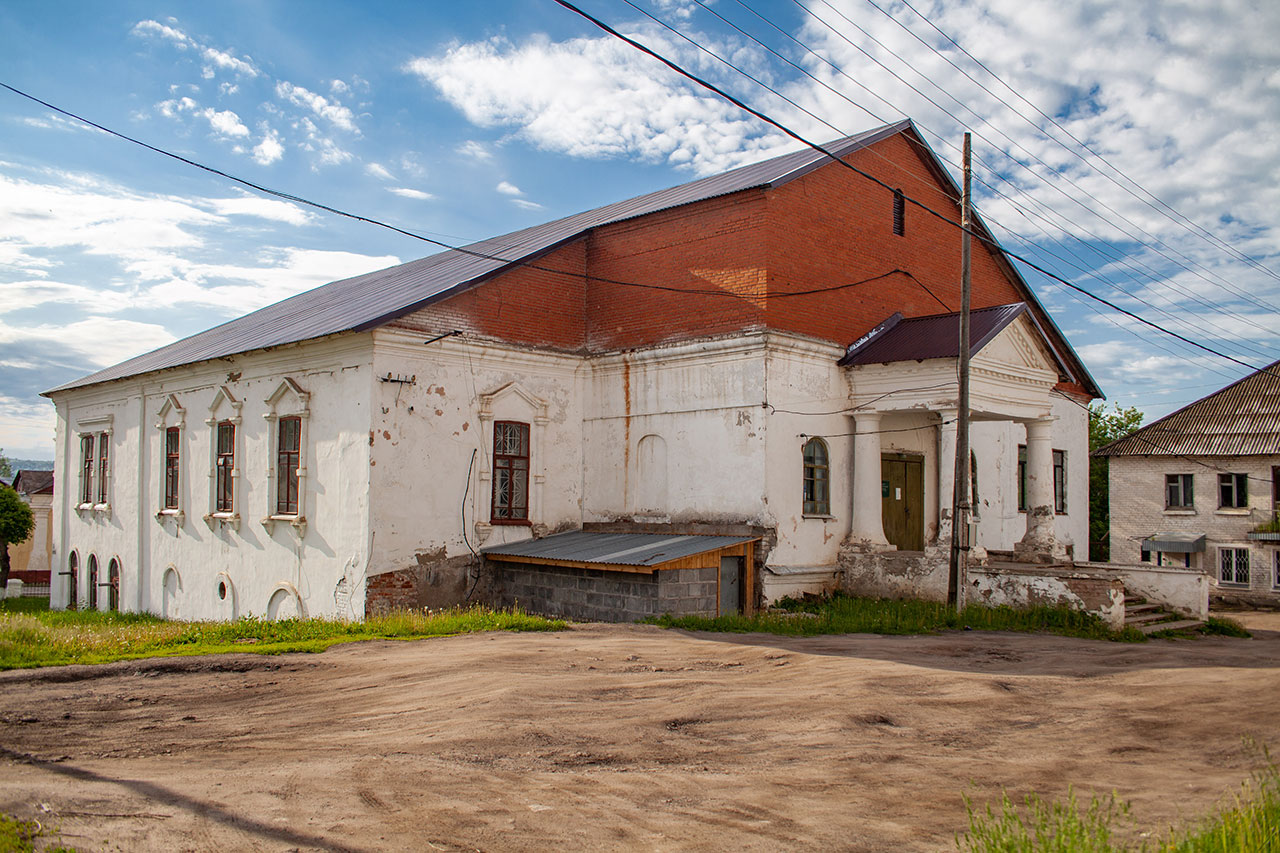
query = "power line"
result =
(678, 0, 1280, 356)
(867, 0, 1280, 286)
(552, 0, 1278, 381)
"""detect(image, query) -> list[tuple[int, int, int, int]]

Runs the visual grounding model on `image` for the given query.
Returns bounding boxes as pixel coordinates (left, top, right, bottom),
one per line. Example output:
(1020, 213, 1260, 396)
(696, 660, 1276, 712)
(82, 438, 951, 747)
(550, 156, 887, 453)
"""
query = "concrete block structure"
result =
(43, 120, 1102, 621)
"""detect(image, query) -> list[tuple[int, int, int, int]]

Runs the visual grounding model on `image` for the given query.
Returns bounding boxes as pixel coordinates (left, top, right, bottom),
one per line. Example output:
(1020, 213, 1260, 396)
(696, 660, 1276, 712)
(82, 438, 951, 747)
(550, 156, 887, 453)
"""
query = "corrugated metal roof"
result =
(1095, 358, 1280, 457)
(45, 122, 913, 395)
(838, 302, 1038, 366)
(481, 530, 752, 567)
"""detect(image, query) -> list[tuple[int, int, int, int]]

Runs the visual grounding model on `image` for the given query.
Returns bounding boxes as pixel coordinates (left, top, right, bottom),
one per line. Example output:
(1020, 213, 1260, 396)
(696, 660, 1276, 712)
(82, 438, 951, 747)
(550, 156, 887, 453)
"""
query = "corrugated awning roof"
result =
(1094, 358, 1280, 457)
(1141, 532, 1206, 553)
(45, 123, 913, 395)
(481, 530, 753, 567)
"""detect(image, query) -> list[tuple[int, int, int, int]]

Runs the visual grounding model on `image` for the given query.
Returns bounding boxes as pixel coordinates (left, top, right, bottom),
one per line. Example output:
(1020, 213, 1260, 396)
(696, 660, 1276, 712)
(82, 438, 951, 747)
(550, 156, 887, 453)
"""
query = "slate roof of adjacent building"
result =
(481, 530, 753, 568)
(838, 302, 1067, 371)
(11, 470, 54, 495)
(44, 118, 1098, 397)
(1094, 359, 1280, 457)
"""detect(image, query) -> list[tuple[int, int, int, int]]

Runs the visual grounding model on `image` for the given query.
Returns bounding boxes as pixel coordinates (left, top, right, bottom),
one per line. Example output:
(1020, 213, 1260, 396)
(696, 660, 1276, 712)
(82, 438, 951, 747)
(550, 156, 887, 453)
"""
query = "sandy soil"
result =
(2, 613, 1279, 852)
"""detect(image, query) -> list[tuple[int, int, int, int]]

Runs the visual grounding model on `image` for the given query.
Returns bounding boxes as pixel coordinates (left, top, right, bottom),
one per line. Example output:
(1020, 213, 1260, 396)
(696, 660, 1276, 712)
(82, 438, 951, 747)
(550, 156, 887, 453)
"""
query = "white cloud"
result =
(365, 162, 395, 180)
(0, 280, 104, 315)
(253, 127, 285, 165)
(200, 45, 258, 78)
(132, 19, 258, 77)
(0, 317, 176, 369)
(405, 32, 790, 176)
(512, 199, 544, 211)
(275, 81, 359, 133)
(457, 140, 494, 161)
(496, 181, 522, 196)
(131, 19, 189, 45)
(203, 195, 310, 225)
(205, 108, 250, 137)
(389, 188, 434, 200)
(331, 79, 350, 95)
(314, 138, 352, 167)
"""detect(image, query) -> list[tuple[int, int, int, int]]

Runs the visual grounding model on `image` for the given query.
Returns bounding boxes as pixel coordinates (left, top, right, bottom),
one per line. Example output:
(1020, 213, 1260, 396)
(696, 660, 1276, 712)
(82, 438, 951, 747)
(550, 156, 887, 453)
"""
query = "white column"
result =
(849, 411, 889, 547)
(1016, 416, 1062, 560)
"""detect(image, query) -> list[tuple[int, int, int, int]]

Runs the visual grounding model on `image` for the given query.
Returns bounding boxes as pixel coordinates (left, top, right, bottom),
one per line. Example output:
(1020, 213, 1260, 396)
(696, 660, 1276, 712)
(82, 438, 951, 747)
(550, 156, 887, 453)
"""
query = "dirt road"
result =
(2, 615, 1279, 852)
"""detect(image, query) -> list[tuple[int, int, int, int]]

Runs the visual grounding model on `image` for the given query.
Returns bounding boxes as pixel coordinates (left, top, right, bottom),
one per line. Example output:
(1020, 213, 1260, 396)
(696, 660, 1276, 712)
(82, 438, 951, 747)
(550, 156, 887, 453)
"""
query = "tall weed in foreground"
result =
(958, 752, 1280, 852)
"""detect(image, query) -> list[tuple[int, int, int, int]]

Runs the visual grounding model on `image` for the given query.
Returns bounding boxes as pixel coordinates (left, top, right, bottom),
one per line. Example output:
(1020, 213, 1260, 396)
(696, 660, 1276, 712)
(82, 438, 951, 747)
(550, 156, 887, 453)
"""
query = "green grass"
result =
(958, 754, 1280, 852)
(0, 600, 565, 670)
(648, 593, 1147, 642)
(0, 812, 75, 852)
(1197, 616, 1251, 638)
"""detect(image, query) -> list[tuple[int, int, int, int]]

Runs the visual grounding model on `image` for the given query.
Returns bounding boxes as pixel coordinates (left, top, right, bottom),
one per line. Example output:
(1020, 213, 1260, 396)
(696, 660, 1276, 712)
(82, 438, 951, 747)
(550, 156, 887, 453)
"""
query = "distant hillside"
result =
(9, 459, 54, 472)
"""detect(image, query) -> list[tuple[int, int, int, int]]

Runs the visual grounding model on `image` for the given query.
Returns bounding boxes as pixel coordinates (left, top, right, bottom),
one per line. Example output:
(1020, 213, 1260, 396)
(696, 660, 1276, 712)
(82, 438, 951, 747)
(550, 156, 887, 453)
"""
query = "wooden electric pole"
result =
(948, 133, 973, 612)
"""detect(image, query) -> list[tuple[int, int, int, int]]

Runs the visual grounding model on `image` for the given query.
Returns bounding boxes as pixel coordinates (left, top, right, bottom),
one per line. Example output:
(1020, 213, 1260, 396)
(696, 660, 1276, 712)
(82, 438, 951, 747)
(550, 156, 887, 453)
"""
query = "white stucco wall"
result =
(49, 334, 375, 620)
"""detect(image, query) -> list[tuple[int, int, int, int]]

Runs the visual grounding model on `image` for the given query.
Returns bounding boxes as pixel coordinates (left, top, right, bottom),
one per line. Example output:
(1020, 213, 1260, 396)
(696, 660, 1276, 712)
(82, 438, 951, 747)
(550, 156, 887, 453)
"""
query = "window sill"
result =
(1163, 508, 1196, 515)
(802, 513, 837, 521)
(490, 519, 531, 526)
(155, 509, 186, 525)
(1215, 508, 1251, 516)
(204, 511, 241, 531)
(77, 502, 111, 518)
(261, 514, 306, 536)
(1217, 582, 1250, 589)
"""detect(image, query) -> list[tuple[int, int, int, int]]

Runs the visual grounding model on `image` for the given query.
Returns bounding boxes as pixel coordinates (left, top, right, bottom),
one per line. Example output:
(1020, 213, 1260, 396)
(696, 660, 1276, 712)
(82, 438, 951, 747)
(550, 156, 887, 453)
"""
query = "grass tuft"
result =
(0, 600, 564, 670)
(648, 592, 1146, 643)
(1199, 616, 1251, 638)
(0, 812, 76, 852)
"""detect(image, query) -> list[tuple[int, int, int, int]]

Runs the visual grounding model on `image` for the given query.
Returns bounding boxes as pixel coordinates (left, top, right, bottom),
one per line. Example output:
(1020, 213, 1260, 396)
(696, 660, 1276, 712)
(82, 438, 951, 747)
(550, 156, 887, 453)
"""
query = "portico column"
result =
(1015, 416, 1063, 561)
(849, 411, 889, 547)
(937, 409, 957, 545)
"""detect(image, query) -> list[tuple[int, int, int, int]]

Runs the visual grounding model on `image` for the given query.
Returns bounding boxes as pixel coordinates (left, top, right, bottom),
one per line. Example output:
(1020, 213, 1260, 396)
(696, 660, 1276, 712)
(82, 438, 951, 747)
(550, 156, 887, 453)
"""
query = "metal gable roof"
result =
(838, 303, 1029, 366)
(44, 121, 912, 396)
(1094, 358, 1280, 458)
(480, 530, 753, 567)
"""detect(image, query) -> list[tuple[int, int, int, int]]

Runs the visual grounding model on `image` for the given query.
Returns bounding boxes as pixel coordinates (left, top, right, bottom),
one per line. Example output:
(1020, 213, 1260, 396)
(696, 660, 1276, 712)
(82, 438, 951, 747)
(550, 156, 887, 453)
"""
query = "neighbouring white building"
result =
(44, 121, 1102, 622)
(1096, 359, 1280, 606)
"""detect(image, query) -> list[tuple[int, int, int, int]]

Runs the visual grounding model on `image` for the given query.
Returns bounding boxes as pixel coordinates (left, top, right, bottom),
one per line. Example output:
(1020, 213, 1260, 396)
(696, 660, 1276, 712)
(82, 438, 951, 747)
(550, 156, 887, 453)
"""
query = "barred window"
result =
(1219, 547, 1249, 586)
(492, 421, 530, 522)
(802, 437, 830, 515)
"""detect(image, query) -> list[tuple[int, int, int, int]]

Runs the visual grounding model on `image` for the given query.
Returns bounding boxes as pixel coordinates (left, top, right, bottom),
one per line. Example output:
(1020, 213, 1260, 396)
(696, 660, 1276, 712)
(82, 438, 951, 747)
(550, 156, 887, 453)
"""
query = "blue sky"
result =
(2, 0, 1278, 459)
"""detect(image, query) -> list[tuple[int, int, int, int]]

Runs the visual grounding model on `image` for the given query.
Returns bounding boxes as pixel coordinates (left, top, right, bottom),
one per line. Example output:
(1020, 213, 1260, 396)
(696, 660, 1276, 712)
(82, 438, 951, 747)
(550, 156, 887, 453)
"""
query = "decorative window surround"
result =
(261, 378, 310, 536)
(476, 382, 548, 540)
(204, 386, 242, 531)
(155, 394, 186, 526)
(75, 414, 113, 518)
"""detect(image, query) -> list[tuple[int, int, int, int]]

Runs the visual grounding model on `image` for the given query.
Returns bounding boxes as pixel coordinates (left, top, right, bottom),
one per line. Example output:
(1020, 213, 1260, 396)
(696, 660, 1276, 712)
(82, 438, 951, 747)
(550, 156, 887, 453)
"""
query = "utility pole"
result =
(948, 133, 973, 612)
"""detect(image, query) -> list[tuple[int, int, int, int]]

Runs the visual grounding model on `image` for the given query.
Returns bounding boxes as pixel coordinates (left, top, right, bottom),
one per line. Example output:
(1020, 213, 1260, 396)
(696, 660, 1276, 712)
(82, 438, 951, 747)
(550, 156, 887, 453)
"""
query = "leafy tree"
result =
(0, 485, 36, 590)
(1088, 403, 1145, 561)
(0, 449, 11, 482)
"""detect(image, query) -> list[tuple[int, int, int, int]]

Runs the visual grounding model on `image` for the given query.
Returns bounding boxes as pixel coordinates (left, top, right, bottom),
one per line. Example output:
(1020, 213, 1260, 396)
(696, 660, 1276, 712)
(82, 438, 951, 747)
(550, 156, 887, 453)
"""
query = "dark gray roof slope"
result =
(839, 303, 1029, 366)
(1094, 359, 1280, 457)
(481, 530, 752, 567)
(46, 122, 912, 395)
(12, 470, 54, 495)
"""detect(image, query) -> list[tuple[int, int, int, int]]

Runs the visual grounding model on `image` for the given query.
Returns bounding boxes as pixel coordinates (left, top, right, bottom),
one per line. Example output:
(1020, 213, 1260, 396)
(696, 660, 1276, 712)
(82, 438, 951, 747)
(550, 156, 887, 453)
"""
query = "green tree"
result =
(0, 449, 11, 482)
(1088, 403, 1145, 561)
(0, 485, 36, 590)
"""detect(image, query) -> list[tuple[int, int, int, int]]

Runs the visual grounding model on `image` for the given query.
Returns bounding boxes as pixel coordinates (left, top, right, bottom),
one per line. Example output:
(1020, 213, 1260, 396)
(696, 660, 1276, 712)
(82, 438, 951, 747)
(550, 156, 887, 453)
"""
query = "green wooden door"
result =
(881, 454, 925, 551)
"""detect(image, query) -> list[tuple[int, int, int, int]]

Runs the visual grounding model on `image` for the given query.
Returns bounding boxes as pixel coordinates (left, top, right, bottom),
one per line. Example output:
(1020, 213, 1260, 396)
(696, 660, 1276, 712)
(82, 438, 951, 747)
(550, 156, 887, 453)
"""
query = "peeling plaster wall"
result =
(968, 566, 1125, 629)
(366, 331, 586, 609)
(49, 333, 375, 620)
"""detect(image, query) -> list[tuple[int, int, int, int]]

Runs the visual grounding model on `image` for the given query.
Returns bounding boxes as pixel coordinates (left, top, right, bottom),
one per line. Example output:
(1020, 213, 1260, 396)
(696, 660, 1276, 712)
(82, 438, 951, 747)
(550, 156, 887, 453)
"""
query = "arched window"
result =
(803, 438, 830, 516)
(88, 554, 99, 611)
(67, 552, 79, 610)
(107, 559, 121, 611)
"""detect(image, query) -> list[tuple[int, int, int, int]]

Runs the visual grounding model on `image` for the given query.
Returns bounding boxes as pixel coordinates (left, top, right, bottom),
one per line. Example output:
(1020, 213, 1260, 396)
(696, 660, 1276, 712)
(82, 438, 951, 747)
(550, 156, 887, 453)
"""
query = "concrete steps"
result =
(1123, 595, 1204, 635)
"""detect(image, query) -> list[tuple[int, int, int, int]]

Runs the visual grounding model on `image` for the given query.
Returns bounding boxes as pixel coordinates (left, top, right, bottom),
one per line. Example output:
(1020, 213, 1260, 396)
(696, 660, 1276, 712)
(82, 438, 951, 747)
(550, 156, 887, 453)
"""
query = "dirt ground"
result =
(2, 614, 1279, 853)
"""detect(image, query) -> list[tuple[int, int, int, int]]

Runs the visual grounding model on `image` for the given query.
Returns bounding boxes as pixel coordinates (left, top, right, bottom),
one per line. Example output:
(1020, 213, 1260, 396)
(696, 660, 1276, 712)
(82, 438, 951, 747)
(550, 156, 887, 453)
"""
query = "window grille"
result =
(492, 421, 530, 521)
(1219, 547, 1250, 585)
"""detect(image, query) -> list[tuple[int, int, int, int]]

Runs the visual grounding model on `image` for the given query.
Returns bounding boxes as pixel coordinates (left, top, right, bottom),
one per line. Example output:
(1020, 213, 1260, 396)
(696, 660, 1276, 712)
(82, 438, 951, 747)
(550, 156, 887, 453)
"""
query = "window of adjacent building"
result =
(164, 427, 180, 510)
(88, 554, 99, 610)
(1017, 446, 1067, 513)
(215, 421, 236, 513)
(1165, 473, 1194, 509)
(80, 434, 95, 505)
(892, 189, 905, 236)
(491, 421, 530, 522)
(1274, 551, 1280, 590)
(1219, 547, 1250, 586)
(1218, 472, 1247, 508)
(1140, 548, 1151, 563)
(276, 416, 301, 515)
(96, 433, 109, 504)
(802, 437, 830, 515)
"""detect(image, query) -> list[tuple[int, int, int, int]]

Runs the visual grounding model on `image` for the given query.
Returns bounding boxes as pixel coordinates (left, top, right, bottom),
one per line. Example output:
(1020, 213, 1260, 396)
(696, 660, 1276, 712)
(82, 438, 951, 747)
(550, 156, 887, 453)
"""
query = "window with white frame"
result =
(276, 416, 301, 515)
(491, 421, 530, 523)
(80, 434, 95, 505)
(96, 433, 109, 504)
(205, 385, 242, 527)
(802, 437, 830, 516)
(262, 378, 309, 532)
(215, 421, 235, 513)
(1219, 547, 1250, 586)
(1165, 473, 1193, 509)
(164, 427, 180, 510)
(156, 394, 185, 520)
